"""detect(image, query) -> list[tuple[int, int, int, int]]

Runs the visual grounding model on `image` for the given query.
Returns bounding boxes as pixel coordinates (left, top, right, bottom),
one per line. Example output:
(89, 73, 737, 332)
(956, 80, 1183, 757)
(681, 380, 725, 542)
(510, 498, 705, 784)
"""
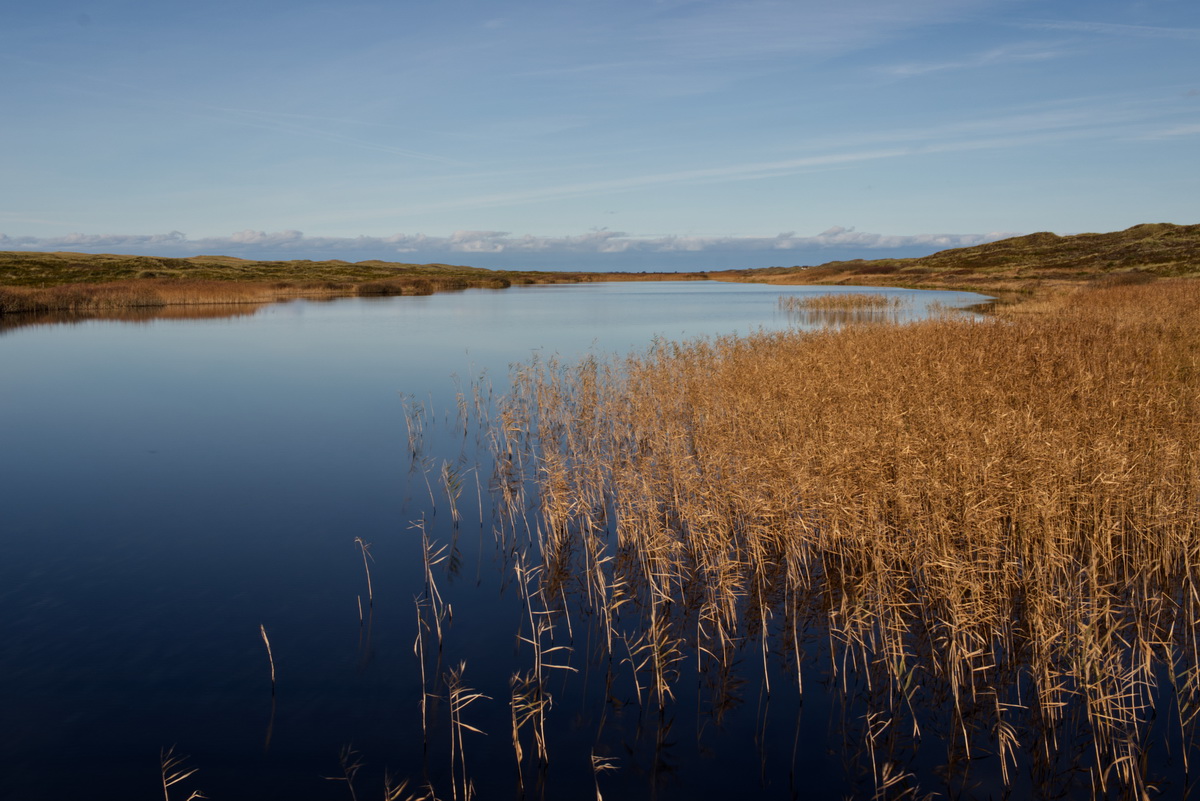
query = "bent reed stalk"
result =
(494, 280, 1200, 794)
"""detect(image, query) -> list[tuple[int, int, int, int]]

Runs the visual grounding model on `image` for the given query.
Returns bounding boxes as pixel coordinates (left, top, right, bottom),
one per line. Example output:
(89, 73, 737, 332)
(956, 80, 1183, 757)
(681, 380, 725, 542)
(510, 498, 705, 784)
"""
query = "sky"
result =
(1, 0, 1197, 270)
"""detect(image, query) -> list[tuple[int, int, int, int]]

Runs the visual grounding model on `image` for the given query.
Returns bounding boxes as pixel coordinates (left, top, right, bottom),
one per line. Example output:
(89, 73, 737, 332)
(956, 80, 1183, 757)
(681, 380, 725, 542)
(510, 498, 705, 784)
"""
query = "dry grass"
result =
(493, 279, 1200, 794)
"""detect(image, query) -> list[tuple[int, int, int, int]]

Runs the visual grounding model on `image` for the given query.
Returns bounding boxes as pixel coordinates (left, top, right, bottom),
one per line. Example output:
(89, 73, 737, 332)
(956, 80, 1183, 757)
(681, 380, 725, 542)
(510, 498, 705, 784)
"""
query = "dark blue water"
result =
(1, 281, 1003, 800)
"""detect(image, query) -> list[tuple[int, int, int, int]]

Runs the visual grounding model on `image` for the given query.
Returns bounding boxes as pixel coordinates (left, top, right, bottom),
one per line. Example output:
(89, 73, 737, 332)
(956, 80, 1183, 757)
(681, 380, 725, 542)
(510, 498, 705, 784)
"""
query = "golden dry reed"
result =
(0, 280, 281, 315)
(778, 291, 904, 311)
(495, 279, 1200, 795)
(159, 746, 205, 801)
(0, 275, 500, 317)
(779, 292, 910, 327)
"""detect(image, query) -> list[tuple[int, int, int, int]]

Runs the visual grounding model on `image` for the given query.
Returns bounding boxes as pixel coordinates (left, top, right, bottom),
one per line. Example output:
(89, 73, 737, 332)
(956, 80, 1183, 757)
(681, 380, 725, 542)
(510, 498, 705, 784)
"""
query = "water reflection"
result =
(0, 302, 267, 332)
(0, 282, 1010, 801)
(783, 306, 906, 326)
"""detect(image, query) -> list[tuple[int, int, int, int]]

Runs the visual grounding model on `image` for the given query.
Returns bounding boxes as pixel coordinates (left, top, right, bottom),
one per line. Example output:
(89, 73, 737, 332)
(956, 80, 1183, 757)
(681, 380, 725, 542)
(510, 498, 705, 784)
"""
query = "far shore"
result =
(2, 222, 1196, 326)
(0, 250, 707, 324)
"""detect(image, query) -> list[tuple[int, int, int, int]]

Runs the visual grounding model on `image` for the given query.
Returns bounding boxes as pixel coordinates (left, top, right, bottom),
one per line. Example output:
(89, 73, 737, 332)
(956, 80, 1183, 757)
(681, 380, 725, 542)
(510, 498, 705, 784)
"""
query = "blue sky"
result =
(1, 0, 1197, 270)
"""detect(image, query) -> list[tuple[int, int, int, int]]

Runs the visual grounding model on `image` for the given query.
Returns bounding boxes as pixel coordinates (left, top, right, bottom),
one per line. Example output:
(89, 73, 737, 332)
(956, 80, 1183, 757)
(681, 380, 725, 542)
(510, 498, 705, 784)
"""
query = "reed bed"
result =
(778, 291, 905, 311)
(778, 292, 913, 327)
(492, 279, 1200, 794)
(0, 275, 509, 317)
(0, 279, 289, 315)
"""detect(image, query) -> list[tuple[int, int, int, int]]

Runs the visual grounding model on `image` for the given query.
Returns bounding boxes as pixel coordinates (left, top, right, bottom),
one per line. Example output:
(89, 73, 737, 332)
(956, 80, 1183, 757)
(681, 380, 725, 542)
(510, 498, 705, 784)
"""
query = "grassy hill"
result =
(711, 222, 1200, 296)
(0, 250, 544, 288)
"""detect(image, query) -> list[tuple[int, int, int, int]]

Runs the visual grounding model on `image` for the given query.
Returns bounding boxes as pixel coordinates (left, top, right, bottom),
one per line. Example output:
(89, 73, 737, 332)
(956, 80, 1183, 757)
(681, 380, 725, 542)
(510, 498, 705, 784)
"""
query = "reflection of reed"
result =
(0, 280, 281, 315)
(0, 302, 267, 332)
(0, 274, 507, 320)
(783, 307, 905, 326)
(263, 693, 276, 753)
(490, 280, 1200, 796)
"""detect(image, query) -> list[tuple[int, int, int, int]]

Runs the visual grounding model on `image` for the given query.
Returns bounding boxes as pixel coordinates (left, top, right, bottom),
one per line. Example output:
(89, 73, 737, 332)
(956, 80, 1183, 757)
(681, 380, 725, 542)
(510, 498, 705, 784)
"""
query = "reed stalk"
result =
(260, 624, 276, 695)
(445, 662, 489, 801)
(354, 537, 375, 607)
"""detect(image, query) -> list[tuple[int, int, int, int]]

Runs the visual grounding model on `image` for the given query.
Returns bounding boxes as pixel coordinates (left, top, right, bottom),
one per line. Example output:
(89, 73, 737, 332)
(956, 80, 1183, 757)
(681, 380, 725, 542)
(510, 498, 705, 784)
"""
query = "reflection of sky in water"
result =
(0, 281, 992, 800)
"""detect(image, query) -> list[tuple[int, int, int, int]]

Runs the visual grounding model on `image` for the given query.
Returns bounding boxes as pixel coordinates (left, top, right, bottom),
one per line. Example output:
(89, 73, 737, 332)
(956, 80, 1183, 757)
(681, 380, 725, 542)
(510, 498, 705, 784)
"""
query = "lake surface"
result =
(0, 281, 998, 800)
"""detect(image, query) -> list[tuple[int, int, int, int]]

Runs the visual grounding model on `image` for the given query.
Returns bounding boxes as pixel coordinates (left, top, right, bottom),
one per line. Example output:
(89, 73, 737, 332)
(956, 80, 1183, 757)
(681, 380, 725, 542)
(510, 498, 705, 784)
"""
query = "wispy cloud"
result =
(641, 0, 999, 62)
(376, 148, 913, 216)
(502, 0, 1006, 100)
(1026, 20, 1200, 40)
(351, 98, 1168, 218)
(883, 43, 1068, 78)
(4, 53, 461, 165)
(184, 104, 463, 164)
(1141, 123, 1200, 140)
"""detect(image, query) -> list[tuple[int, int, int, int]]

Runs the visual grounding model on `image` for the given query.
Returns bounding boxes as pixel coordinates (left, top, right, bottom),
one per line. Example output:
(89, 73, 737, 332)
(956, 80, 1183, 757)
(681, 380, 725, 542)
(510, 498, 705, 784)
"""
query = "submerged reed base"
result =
(490, 279, 1200, 797)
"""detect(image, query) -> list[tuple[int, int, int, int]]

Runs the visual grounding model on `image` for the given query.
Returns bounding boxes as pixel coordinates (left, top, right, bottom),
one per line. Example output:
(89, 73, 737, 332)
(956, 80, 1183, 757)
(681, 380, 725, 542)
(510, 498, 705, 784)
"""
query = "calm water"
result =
(0, 281, 995, 800)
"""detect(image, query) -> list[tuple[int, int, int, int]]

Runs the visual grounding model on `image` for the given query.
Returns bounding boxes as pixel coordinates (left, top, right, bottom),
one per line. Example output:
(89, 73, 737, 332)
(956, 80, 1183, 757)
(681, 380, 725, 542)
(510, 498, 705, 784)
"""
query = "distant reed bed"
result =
(493, 280, 1200, 795)
(0, 280, 285, 315)
(778, 291, 905, 311)
(0, 275, 513, 317)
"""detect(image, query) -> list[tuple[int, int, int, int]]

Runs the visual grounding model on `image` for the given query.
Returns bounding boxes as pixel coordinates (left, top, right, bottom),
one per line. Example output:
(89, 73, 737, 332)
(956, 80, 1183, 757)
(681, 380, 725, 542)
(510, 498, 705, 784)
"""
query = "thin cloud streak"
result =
(370, 99, 1159, 217)
(639, 0, 998, 62)
(1141, 123, 1200, 140)
(380, 148, 912, 216)
(883, 43, 1068, 78)
(1027, 20, 1200, 40)
(6, 53, 460, 166)
(189, 104, 463, 165)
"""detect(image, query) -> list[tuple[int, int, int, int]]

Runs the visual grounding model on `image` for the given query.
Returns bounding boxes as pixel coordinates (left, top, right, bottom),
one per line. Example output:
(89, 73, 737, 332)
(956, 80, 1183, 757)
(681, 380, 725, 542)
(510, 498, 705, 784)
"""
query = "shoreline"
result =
(3, 222, 1196, 323)
(0, 268, 710, 324)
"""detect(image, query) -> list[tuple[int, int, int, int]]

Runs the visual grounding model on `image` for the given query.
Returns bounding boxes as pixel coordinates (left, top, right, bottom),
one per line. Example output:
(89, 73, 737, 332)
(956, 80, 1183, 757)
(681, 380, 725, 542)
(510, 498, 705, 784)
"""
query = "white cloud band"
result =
(0, 227, 1012, 261)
